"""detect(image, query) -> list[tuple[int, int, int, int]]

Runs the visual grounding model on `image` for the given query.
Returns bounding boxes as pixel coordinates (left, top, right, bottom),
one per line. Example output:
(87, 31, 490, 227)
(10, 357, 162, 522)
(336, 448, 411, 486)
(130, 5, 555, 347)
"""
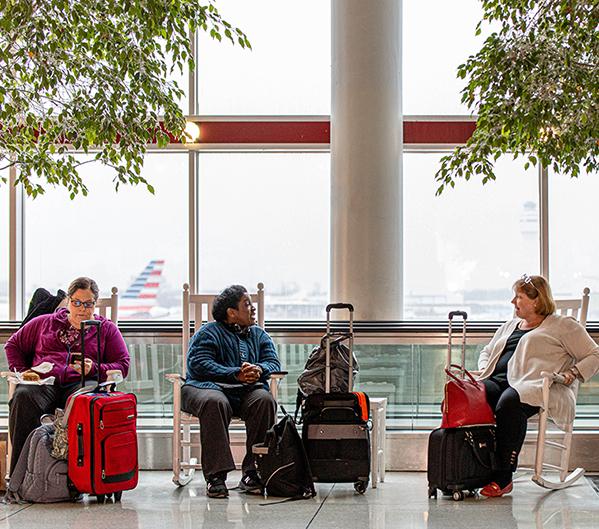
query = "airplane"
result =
(119, 260, 170, 319)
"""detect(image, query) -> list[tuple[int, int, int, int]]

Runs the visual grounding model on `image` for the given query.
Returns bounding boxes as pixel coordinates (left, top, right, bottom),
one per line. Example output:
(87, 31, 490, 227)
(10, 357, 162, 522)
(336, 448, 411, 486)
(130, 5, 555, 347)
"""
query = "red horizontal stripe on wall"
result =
(188, 120, 475, 145)
(199, 121, 331, 144)
(8, 120, 476, 145)
(403, 121, 476, 144)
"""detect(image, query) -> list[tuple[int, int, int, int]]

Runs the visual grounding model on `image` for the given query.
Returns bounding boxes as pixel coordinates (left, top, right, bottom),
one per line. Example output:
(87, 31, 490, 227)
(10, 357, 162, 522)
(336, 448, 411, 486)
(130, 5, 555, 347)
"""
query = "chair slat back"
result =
(555, 287, 590, 327)
(181, 282, 265, 378)
(95, 286, 119, 323)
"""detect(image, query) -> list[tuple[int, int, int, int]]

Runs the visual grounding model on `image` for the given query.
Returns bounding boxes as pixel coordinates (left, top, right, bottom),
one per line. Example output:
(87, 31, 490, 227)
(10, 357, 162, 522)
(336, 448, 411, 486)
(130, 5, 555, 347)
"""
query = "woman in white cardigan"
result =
(477, 274, 599, 497)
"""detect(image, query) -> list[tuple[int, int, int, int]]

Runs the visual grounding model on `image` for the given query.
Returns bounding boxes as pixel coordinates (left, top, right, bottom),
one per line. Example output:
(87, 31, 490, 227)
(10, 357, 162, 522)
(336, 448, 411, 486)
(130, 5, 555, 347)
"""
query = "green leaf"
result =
(436, 0, 598, 191)
(0, 0, 251, 198)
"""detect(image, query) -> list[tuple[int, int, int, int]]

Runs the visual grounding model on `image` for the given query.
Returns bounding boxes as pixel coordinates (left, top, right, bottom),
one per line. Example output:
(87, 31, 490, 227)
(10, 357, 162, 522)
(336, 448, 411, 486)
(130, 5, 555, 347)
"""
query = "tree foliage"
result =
(436, 0, 598, 194)
(0, 0, 250, 198)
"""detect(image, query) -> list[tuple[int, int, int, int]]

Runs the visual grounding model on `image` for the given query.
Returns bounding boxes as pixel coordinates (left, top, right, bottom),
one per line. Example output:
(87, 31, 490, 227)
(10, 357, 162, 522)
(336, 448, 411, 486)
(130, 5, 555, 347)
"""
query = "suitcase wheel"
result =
(452, 490, 465, 501)
(428, 486, 437, 499)
(353, 480, 368, 494)
(96, 492, 121, 503)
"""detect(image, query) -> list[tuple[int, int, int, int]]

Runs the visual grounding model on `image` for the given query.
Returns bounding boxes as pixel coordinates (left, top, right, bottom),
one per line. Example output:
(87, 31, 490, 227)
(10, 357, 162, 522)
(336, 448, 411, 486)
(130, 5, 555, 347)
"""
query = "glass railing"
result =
(2, 331, 599, 428)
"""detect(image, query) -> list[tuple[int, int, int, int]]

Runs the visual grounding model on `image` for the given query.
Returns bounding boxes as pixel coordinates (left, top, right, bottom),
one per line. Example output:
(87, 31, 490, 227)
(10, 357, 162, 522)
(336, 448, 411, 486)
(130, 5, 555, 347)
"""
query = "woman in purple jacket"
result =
(5, 276, 130, 474)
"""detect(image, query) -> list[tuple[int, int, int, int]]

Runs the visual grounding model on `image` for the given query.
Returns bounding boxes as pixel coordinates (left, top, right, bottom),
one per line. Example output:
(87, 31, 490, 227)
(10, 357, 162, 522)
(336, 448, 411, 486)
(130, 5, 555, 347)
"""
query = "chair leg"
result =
(172, 421, 196, 487)
(560, 426, 573, 483)
(5, 382, 15, 484)
(171, 383, 196, 487)
(529, 374, 586, 490)
(532, 409, 584, 489)
(5, 429, 11, 485)
(172, 418, 182, 485)
(533, 408, 548, 484)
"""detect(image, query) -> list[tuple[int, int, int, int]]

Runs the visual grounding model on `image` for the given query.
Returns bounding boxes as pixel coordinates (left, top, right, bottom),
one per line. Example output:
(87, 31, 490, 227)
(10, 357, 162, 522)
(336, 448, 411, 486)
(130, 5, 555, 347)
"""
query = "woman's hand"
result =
(237, 362, 262, 383)
(560, 368, 579, 386)
(71, 358, 93, 376)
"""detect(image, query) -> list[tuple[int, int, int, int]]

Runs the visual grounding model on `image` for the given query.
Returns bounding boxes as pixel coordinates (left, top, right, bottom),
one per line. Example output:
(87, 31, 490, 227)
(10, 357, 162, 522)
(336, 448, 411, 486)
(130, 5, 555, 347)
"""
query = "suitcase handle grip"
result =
(448, 311, 468, 320)
(326, 303, 354, 313)
(81, 319, 101, 327)
(76, 423, 84, 466)
(80, 319, 102, 388)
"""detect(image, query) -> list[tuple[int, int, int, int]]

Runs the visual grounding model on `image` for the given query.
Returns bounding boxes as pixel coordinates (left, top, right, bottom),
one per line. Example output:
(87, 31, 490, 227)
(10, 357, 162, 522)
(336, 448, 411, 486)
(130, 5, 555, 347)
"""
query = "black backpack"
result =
(252, 410, 316, 499)
(21, 288, 66, 328)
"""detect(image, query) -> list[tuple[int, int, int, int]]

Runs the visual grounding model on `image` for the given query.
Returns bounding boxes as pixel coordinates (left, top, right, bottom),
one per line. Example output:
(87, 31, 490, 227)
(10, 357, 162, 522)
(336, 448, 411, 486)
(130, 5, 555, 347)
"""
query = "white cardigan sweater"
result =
(477, 314, 599, 429)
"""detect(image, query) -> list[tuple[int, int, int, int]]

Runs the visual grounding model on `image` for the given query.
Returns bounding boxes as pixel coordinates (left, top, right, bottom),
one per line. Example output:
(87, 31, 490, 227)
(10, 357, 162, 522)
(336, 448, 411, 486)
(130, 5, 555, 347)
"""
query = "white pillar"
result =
(331, 0, 403, 320)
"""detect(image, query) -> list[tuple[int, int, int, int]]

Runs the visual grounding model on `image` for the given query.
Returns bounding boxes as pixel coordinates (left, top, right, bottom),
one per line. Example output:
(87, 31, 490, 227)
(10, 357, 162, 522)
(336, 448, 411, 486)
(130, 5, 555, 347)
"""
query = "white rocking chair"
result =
(166, 282, 286, 487)
(525, 287, 590, 489)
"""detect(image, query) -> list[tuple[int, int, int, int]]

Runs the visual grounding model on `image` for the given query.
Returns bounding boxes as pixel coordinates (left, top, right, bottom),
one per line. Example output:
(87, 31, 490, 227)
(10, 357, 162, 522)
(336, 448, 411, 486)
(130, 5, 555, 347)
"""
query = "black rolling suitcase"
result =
(427, 311, 496, 501)
(300, 303, 371, 494)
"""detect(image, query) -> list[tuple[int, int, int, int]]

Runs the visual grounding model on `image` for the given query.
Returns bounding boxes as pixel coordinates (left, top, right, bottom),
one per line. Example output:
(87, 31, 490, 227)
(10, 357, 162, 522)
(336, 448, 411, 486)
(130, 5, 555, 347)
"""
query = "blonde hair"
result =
(512, 275, 556, 316)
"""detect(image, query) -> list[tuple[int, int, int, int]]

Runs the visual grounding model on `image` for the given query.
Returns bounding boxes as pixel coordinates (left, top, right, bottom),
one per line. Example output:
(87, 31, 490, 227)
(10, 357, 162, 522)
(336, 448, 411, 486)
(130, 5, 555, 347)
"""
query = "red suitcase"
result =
(67, 319, 138, 502)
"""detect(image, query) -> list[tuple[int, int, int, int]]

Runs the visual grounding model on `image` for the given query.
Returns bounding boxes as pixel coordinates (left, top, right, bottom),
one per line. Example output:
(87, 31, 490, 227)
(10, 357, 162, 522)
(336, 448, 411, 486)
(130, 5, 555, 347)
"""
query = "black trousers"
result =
(8, 382, 80, 474)
(181, 385, 276, 479)
(483, 378, 539, 482)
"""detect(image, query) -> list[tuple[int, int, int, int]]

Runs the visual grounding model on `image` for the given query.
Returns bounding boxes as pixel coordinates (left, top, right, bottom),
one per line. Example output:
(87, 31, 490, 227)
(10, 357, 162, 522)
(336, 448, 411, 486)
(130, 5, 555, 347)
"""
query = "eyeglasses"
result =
(521, 274, 539, 293)
(70, 298, 96, 309)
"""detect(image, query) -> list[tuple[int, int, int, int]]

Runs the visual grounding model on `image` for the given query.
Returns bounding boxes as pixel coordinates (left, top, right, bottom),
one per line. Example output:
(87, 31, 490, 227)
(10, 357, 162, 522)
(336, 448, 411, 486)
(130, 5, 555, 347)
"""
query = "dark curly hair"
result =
(212, 285, 248, 323)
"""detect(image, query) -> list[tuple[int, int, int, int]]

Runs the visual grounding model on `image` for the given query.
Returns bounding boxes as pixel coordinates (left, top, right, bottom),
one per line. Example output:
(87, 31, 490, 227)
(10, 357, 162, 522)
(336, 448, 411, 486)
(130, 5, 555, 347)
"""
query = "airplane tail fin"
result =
(119, 260, 165, 319)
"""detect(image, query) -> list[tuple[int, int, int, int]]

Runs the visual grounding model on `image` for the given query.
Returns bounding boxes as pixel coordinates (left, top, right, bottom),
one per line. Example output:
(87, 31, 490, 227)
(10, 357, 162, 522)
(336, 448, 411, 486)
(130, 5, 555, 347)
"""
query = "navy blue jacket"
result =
(184, 321, 281, 391)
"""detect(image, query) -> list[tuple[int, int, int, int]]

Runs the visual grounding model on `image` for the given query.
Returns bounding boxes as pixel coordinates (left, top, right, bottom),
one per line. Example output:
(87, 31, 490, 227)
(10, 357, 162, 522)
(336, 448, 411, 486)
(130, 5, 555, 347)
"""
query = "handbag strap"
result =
(445, 364, 477, 384)
(465, 430, 495, 470)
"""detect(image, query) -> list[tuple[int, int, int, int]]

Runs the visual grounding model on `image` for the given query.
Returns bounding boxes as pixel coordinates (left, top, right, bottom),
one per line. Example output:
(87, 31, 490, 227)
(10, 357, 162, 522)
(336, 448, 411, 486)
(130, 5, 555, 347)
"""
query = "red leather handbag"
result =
(441, 365, 495, 428)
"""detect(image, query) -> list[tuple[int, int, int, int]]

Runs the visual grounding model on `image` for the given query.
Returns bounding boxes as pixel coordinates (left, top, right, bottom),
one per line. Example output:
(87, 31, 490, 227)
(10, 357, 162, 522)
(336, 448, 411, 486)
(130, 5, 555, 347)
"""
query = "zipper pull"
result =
(102, 470, 105, 480)
(100, 420, 104, 430)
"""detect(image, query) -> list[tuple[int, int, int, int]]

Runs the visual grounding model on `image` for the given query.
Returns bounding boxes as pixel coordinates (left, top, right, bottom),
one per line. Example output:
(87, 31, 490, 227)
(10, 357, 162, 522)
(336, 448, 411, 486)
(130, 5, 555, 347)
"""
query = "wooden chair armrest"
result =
(541, 370, 567, 384)
(268, 371, 287, 401)
(165, 373, 185, 384)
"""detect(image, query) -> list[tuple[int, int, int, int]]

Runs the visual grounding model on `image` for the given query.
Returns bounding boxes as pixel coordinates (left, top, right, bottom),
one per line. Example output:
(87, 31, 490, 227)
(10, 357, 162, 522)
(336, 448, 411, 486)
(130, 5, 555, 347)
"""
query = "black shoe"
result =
(238, 470, 263, 494)
(206, 473, 229, 498)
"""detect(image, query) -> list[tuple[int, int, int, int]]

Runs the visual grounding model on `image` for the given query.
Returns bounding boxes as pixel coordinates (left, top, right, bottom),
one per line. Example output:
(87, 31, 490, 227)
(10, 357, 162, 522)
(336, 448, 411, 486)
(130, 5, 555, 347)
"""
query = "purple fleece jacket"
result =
(5, 308, 130, 385)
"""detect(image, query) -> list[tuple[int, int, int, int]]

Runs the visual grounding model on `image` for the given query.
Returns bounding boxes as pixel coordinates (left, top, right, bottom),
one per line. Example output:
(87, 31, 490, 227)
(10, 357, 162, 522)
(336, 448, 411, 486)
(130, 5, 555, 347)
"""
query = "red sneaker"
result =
(480, 481, 513, 497)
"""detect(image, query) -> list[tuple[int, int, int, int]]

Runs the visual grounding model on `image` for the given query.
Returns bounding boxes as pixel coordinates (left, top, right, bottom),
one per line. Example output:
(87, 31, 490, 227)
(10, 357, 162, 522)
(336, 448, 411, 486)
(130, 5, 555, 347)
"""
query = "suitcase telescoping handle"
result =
(326, 303, 354, 312)
(325, 303, 355, 393)
(80, 319, 101, 389)
(447, 310, 468, 375)
(325, 303, 354, 334)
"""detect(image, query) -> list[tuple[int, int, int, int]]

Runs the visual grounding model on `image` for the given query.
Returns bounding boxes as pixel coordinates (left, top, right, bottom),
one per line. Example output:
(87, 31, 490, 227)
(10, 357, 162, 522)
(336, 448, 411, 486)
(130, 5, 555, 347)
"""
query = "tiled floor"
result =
(1, 471, 599, 529)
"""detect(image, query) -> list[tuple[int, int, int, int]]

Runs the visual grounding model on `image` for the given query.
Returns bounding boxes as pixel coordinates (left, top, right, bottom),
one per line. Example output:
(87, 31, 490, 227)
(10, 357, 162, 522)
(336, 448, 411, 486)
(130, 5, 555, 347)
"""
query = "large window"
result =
(403, 0, 484, 115)
(196, 0, 331, 115)
(0, 178, 8, 319)
(197, 152, 330, 319)
(403, 153, 539, 320)
(549, 169, 599, 320)
(24, 153, 188, 320)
